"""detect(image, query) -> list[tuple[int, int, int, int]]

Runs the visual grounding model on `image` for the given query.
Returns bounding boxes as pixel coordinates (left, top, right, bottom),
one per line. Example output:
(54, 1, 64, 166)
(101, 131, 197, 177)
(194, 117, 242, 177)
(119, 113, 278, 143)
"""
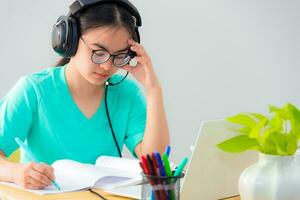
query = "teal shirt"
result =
(0, 65, 146, 165)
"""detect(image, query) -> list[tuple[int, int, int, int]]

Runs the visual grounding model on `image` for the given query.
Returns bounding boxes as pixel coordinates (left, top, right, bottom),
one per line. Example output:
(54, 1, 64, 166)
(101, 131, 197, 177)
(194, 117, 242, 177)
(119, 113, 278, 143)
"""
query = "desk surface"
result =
(0, 183, 240, 200)
(0, 183, 132, 200)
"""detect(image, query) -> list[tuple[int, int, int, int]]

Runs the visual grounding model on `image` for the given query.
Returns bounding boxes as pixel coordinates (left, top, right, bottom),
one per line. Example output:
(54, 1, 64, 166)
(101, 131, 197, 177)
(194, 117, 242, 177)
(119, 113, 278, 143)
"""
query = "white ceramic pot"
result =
(239, 153, 300, 200)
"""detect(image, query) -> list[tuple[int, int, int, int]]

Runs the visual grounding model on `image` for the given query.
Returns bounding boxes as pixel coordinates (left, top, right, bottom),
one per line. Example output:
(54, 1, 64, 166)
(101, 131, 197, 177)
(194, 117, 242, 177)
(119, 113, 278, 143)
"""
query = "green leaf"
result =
(263, 137, 278, 155)
(217, 135, 261, 153)
(248, 112, 268, 121)
(249, 118, 268, 139)
(238, 126, 252, 134)
(270, 104, 290, 120)
(285, 103, 300, 137)
(269, 112, 282, 132)
(269, 105, 281, 113)
(273, 133, 289, 155)
(287, 139, 298, 155)
(226, 113, 257, 128)
(285, 103, 300, 120)
(227, 126, 251, 135)
(219, 103, 300, 156)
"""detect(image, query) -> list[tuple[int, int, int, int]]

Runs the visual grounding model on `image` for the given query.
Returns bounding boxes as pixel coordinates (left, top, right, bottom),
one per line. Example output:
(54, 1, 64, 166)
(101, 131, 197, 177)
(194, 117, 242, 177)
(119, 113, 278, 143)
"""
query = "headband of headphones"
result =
(52, 0, 142, 58)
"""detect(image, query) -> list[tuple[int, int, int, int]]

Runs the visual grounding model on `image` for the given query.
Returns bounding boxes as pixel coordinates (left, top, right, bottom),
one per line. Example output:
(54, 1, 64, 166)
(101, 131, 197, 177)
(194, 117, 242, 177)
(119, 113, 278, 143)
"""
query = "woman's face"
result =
(71, 26, 132, 86)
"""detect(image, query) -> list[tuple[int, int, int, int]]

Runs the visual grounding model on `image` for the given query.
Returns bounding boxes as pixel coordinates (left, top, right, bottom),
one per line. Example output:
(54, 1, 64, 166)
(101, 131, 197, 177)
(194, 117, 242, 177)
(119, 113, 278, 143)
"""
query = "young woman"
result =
(0, 0, 169, 190)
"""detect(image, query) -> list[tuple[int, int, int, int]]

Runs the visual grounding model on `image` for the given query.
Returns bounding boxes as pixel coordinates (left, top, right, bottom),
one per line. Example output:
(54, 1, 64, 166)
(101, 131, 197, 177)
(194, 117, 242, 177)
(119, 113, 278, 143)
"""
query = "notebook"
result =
(0, 156, 143, 199)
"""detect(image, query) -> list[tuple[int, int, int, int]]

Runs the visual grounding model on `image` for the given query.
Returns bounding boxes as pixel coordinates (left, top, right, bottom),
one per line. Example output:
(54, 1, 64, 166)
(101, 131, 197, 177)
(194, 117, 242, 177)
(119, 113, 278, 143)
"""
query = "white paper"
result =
(103, 185, 142, 199)
(1, 157, 143, 196)
(95, 156, 142, 174)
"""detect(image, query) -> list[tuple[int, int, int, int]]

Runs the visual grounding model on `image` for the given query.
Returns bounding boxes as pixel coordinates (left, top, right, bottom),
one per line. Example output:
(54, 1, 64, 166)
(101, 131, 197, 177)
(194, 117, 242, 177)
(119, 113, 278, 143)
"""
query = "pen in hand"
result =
(15, 137, 61, 190)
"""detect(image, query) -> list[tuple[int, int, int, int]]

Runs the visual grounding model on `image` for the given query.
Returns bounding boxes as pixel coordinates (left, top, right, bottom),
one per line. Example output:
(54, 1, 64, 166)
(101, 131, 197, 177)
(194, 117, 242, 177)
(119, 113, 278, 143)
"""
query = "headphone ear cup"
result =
(52, 16, 69, 56)
(135, 29, 140, 43)
(65, 16, 79, 57)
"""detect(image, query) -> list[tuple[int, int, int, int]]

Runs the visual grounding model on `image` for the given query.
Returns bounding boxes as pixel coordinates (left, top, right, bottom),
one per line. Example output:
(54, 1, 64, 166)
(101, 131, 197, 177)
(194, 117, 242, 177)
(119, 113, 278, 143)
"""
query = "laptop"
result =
(180, 120, 258, 200)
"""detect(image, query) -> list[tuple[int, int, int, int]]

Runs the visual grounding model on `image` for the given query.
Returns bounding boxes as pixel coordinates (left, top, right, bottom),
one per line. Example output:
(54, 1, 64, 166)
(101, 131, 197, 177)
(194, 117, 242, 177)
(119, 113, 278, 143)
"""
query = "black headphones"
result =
(52, 0, 142, 58)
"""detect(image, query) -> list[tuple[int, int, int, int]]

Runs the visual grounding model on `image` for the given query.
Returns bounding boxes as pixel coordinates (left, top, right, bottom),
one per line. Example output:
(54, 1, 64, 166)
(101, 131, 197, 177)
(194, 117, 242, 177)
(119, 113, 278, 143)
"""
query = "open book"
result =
(1, 156, 143, 199)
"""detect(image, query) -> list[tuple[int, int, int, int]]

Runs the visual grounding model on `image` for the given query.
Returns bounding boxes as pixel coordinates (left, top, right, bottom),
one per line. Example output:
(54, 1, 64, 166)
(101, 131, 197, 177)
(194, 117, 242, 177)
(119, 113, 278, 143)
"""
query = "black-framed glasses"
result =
(81, 37, 135, 68)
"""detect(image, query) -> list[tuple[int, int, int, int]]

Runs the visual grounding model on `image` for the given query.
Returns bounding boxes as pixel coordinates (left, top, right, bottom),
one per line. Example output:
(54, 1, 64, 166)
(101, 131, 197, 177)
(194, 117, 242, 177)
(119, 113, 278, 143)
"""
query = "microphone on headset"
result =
(105, 71, 129, 86)
(105, 55, 138, 86)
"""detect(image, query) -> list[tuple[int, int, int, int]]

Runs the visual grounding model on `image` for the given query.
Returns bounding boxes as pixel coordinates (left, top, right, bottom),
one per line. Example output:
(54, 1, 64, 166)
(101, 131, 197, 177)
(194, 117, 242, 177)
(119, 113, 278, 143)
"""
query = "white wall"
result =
(0, 1, 299, 163)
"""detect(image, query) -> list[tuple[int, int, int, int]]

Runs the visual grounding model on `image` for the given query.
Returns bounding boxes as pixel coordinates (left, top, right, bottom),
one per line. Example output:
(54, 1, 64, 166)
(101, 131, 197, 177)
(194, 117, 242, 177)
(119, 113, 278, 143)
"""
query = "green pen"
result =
(15, 137, 61, 190)
(162, 153, 176, 200)
(171, 157, 188, 197)
(162, 153, 172, 176)
(173, 157, 188, 177)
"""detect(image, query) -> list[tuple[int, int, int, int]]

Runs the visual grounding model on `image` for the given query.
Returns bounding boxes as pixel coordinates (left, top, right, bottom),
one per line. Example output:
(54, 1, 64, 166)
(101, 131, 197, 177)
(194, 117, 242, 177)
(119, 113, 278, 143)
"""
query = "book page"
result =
(95, 156, 142, 174)
(52, 159, 141, 194)
(95, 156, 176, 174)
(0, 159, 141, 195)
(92, 156, 144, 199)
(0, 160, 95, 195)
(102, 184, 142, 200)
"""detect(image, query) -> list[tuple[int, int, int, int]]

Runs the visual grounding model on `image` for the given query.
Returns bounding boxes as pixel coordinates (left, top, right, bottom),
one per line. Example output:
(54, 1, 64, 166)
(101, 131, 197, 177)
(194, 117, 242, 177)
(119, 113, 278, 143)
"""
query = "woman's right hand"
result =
(13, 162, 55, 190)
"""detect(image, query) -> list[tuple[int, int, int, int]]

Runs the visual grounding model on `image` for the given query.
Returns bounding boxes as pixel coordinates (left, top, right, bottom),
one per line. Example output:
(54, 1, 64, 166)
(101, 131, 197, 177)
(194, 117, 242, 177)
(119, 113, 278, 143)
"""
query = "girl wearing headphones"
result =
(0, 0, 169, 190)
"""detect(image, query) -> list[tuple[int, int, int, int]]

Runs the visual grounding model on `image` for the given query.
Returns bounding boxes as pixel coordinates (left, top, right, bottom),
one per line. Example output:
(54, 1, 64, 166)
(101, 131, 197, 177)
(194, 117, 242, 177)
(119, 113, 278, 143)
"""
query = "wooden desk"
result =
(221, 195, 240, 200)
(0, 183, 241, 200)
(0, 183, 132, 200)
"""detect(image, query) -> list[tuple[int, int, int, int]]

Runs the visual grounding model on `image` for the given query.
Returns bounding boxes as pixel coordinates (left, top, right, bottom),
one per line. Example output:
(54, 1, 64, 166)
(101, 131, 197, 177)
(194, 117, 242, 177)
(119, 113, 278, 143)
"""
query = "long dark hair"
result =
(54, 3, 137, 67)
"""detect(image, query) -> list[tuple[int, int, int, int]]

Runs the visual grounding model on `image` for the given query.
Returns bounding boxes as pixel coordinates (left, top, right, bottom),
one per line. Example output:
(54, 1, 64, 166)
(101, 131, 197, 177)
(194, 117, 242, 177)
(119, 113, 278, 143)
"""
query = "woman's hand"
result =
(13, 162, 55, 190)
(122, 39, 161, 93)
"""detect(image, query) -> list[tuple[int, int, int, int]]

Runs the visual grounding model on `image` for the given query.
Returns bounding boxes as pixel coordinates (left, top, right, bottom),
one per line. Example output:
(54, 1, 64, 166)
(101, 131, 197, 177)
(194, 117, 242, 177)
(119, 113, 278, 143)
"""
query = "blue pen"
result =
(15, 137, 61, 190)
(165, 145, 171, 158)
(154, 152, 166, 176)
(154, 152, 170, 200)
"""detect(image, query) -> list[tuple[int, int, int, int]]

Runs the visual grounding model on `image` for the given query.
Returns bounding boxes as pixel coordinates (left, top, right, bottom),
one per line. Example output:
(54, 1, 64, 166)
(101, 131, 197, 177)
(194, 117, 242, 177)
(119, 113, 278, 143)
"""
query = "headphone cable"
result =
(89, 73, 130, 198)
(88, 188, 109, 200)
(104, 72, 128, 158)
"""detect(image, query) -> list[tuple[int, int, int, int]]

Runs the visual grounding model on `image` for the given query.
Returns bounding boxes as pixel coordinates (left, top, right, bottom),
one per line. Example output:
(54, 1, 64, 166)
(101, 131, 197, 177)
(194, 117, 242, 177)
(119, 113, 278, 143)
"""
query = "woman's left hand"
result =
(122, 39, 161, 93)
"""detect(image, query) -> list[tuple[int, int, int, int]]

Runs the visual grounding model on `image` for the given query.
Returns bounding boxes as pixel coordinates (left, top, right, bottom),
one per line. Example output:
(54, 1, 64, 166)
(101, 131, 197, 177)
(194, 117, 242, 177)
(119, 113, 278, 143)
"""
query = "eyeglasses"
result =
(80, 37, 135, 68)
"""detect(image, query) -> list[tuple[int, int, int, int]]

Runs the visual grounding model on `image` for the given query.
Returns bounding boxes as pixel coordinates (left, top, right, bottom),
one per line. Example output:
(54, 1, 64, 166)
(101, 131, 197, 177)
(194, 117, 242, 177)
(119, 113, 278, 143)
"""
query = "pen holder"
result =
(141, 173, 184, 200)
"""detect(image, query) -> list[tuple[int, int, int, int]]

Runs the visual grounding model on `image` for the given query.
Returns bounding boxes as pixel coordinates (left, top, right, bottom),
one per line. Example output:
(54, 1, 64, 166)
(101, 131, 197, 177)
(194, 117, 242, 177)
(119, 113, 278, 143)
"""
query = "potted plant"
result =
(217, 103, 300, 200)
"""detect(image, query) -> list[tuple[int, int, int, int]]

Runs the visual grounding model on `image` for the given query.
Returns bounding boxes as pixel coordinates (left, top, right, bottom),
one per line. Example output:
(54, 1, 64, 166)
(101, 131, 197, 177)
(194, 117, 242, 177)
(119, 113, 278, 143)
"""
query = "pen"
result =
(155, 152, 173, 200)
(141, 155, 150, 174)
(15, 137, 61, 190)
(171, 156, 188, 199)
(154, 152, 166, 177)
(165, 145, 171, 158)
(151, 153, 160, 176)
(162, 153, 172, 177)
(141, 155, 160, 200)
(153, 153, 170, 200)
(146, 154, 166, 200)
(139, 161, 157, 200)
(162, 153, 176, 200)
(146, 154, 155, 176)
(173, 157, 188, 177)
